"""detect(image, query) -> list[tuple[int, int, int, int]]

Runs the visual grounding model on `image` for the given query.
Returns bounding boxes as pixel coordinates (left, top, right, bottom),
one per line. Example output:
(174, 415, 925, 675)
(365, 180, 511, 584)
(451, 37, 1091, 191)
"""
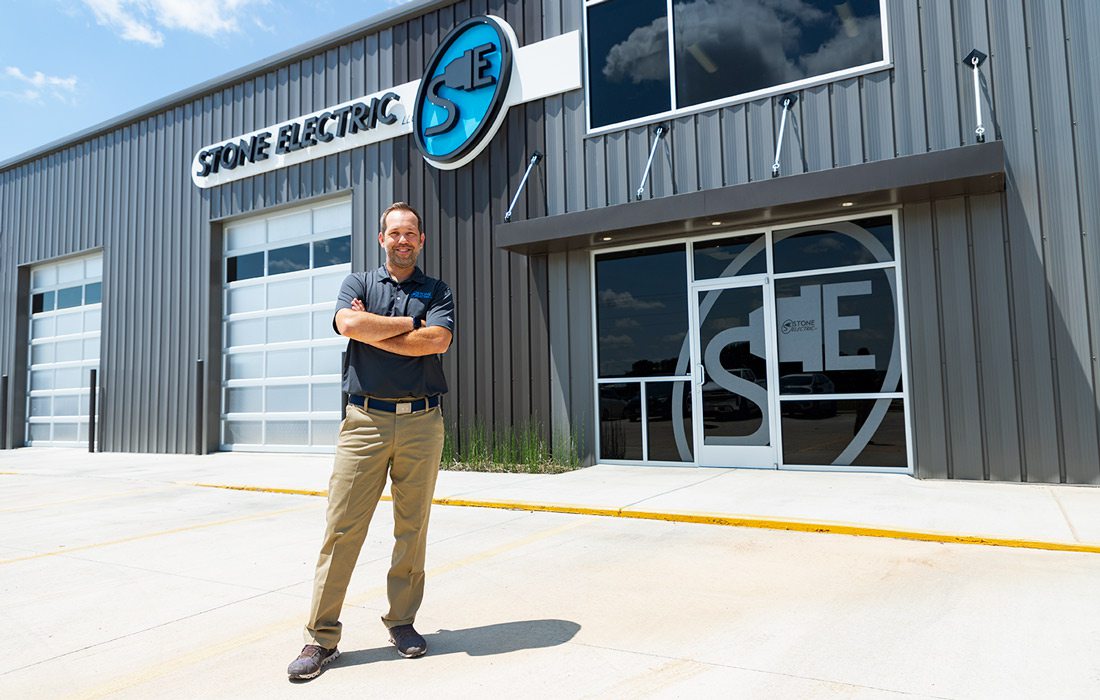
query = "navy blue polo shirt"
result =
(333, 265, 454, 399)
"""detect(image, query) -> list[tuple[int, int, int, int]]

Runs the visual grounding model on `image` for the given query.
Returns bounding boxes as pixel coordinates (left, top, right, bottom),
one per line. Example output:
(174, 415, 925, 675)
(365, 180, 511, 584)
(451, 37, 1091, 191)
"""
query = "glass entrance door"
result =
(692, 280, 777, 467)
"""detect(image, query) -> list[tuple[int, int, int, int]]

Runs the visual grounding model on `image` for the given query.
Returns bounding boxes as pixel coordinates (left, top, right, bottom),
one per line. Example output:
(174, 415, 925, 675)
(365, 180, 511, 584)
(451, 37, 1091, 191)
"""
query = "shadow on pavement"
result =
(336, 619, 581, 669)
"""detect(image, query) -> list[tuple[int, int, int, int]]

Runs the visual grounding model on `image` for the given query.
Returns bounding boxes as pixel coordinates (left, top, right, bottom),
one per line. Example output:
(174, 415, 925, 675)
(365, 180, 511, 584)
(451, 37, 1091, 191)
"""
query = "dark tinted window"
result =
(781, 398, 907, 467)
(774, 216, 894, 273)
(596, 245, 688, 378)
(32, 292, 53, 314)
(314, 236, 351, 268)
(587, 0, 671, 128)
(693, 233, 766, 279)
(775, 268, 898, 394)
(227, 252, 264, 283)
(599, 383, 642, 460)
(673, 0, 884, 108)
(645, 381, 693, 462)
(57, 286, 83, 309)
(268, 243, 310, 276)
(85, 282, 102, 305)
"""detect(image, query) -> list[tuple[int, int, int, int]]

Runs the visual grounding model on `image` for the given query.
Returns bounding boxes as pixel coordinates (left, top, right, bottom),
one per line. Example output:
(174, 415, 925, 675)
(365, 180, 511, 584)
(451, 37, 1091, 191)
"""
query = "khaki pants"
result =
(304, 401, 444, 648)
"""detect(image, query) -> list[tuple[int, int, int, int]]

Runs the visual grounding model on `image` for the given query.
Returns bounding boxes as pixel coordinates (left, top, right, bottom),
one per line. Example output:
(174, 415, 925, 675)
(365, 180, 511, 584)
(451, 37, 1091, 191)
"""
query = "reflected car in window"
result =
(780, 373, 837, 418)
(701, 368, 762, 420)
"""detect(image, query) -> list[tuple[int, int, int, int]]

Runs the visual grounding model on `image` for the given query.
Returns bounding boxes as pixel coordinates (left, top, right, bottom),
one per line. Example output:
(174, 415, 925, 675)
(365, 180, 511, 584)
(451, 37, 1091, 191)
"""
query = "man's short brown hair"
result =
(379, 202, 423, 234)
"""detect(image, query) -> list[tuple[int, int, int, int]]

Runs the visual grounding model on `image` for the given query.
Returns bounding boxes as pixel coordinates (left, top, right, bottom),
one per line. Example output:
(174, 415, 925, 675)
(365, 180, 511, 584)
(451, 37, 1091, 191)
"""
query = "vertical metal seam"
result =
(964, 197, 991, 480)
(1060, 0, 1100, 479)
(929, 203, 953, 478)
(1021, 0, 1067, 483)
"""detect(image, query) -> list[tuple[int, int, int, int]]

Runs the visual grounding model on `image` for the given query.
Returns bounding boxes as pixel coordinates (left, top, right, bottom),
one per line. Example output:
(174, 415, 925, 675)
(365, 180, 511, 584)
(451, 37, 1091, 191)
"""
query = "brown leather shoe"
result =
(287, 644, 339, 680)
(388, 624, 427, 658)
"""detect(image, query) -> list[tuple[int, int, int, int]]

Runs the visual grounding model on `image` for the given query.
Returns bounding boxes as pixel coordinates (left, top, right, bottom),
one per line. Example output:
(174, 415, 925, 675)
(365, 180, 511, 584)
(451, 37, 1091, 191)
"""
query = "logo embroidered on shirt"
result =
(410, 290, 433, 299)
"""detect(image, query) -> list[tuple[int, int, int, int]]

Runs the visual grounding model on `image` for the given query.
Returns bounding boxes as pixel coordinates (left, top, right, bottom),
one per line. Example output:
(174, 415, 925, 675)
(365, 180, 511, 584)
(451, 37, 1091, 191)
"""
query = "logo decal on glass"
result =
(413, 15, 516, 170)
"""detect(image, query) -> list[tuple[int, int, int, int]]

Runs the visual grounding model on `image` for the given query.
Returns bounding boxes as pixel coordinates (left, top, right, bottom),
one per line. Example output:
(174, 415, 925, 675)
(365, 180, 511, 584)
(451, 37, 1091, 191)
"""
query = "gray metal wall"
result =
(2, 0, 1098, 482)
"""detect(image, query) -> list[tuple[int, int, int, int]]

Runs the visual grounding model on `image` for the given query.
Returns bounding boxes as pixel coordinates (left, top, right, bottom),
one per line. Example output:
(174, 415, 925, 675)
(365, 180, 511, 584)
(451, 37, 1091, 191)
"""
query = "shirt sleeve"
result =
(424, 281, 455, 335)
(332, 273, 366, 335)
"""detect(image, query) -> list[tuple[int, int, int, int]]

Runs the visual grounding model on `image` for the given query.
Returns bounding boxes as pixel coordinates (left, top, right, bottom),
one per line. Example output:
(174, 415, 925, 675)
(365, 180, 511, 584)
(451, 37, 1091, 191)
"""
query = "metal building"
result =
(1, 0, 1098, 484)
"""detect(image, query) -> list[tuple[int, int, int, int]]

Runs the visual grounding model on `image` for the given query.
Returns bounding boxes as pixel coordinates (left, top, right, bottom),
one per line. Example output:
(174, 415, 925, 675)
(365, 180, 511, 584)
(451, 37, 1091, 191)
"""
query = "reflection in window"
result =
(673, 0, 883, 108)
(781, 398, 907, 467)
(586, 0, 671, 128)
(773, 215, 894, 273)
(775, 268, 897, 394)
(314, 236, 351, 268)
(587, 0, 884, 129)
(85, 282, 102, 305)
(698, 285, 769, 444)
(693, 234, 766, 279)
(32, 292, 55, 314)
(227, 252, 264, 283)
(599, 383, 642, 460)
(596, 245, 688, 378)
(268, 243, 310, 276)
(645, 381, 693, 462)
(56, 286, 83, 309)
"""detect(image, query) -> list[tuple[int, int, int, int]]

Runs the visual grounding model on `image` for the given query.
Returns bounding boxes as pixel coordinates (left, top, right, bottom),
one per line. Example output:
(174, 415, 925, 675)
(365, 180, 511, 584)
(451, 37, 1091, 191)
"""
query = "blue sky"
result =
(0, 0, 412, 164)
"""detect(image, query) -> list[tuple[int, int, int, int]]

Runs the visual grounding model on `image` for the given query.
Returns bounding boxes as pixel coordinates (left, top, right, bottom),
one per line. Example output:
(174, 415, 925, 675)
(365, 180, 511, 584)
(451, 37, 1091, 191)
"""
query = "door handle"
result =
(696, 364, 706, 386)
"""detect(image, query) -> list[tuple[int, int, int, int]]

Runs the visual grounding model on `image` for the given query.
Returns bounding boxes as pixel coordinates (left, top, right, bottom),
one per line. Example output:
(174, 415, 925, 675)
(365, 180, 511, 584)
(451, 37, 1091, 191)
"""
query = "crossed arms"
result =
(334, 298, 452, 356)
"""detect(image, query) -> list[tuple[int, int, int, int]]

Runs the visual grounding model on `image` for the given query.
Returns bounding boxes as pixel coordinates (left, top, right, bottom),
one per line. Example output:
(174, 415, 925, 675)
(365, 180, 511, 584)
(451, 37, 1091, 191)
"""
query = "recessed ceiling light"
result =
(840, 201, 855, 207)
(602, 236, 613, 241)
(710, 221, 722, 226)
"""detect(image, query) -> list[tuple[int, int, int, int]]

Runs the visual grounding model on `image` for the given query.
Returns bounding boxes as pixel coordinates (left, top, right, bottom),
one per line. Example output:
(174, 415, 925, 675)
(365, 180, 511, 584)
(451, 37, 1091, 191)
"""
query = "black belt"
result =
(348, 395, 439, 414)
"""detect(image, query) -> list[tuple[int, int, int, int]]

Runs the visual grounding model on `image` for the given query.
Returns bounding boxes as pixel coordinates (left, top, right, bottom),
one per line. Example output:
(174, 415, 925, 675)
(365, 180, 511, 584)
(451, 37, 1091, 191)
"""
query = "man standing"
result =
(288, 202, 454, 681)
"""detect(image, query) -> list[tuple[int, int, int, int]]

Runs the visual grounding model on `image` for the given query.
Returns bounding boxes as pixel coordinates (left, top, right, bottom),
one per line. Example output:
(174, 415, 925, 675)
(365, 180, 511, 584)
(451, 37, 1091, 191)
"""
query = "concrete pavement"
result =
(1, 449, 1099, 698)
(3, 448, 1098, 553)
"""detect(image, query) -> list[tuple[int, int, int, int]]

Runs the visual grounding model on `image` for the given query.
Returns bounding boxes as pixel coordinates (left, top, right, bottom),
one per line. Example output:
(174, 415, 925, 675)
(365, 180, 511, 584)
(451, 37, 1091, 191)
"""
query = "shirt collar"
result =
(375, 264, 426, 285)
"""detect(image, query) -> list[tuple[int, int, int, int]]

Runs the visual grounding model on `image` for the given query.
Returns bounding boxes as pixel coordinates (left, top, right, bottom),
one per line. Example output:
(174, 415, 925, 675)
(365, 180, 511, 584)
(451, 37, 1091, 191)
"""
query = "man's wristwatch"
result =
(412, 316, 422, 331)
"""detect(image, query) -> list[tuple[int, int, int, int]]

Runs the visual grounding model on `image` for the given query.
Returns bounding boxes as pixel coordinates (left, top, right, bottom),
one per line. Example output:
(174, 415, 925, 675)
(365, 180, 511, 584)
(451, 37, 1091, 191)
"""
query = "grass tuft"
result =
(441, 420, 583, 474)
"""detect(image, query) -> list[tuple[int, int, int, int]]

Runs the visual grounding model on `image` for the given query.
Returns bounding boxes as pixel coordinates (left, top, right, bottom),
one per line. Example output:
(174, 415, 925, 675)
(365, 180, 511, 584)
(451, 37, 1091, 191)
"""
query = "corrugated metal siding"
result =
(1, 0, 1098, 481)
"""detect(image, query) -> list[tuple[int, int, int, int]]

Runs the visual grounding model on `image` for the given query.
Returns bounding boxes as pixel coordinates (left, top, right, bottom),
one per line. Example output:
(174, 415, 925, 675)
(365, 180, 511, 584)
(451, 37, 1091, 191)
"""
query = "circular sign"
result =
(413, 15, 516, 170)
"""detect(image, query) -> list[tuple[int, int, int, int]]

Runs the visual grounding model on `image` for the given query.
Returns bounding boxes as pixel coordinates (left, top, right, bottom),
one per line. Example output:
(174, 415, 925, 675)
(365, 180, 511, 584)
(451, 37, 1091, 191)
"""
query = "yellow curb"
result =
(188, 483, 1100, 555)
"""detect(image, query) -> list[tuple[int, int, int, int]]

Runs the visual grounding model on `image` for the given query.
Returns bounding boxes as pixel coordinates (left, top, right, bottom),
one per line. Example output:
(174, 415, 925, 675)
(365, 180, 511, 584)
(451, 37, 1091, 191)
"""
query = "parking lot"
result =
(2, 457, 1099, 699)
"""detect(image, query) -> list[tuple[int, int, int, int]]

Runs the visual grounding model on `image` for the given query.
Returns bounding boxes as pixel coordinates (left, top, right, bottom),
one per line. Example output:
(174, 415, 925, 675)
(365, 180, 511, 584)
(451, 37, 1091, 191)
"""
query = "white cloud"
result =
(602, 0, 880, 88)
(599, 289, 665, 311)
(598, 334, 634, 347)
(81, 0, 270, 47)
(2, 67, 79, 103)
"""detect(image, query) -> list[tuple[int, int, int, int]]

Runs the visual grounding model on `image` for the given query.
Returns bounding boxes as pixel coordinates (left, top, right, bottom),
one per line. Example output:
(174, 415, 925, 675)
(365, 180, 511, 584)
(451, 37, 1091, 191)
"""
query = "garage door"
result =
(221, 199, 352, 452)
(27, 255, 103, 446)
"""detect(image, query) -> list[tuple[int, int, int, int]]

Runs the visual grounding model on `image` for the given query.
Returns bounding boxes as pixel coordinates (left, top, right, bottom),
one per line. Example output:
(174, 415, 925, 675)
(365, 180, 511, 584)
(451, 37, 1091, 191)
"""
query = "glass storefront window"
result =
(775, 268, 897, 394)
(599, 383, 642, 460)
(693, 233, 766, 280)
(595, 245, 688, 378)
(594, 214, 905, 469)
(645, 381, 694, 462)
(781, 398, 907, 467)
(586, 0, 671, 129)
(773, 215, 894, 273)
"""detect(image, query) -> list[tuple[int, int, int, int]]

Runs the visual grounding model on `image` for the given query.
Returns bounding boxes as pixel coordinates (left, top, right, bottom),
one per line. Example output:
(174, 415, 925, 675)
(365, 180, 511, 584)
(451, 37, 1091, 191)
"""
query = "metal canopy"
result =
(497, 141, 1006, 255)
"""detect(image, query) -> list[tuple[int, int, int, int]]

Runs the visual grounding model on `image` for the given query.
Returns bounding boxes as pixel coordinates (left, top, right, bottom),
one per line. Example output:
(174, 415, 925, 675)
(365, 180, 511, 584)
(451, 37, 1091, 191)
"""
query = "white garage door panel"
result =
(221, 199, 351, 453)
(26, 254, 103, 447)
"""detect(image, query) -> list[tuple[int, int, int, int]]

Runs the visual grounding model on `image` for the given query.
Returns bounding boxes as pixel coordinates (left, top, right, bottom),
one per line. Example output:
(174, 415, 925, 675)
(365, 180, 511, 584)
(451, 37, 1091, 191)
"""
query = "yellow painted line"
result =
(191, 482, 329, 498)
(0, 471, 19, 475)
(0, 503, 319, 565)
(188, 483, 1100, 555)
